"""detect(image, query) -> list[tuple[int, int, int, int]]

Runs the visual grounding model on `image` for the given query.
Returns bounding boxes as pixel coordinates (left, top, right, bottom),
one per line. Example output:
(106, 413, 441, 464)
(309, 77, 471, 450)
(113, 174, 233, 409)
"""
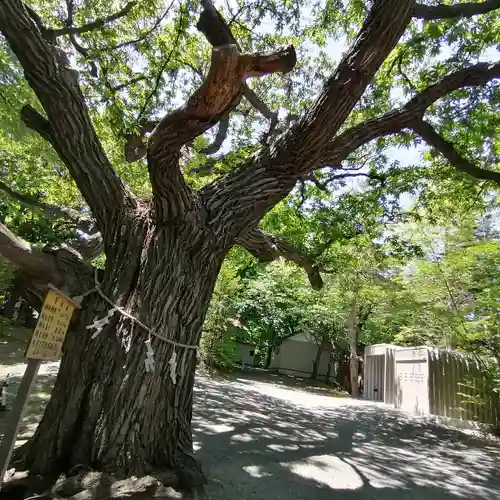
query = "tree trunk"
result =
(349, 356, 360, 398)
(264, 344, 273, 369)
(347, 307, 360, 398)
(311, 335, 327, 380)
(15, 221, 225, 489)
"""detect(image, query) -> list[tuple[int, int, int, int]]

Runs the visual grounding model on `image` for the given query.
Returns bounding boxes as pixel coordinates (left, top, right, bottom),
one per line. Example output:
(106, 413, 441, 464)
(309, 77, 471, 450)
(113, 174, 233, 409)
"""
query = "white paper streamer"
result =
(79, 269, 199, 370)
(86, 307, 118, 339)
(144, 338, 155, 373)
(168, 349, 178, 385)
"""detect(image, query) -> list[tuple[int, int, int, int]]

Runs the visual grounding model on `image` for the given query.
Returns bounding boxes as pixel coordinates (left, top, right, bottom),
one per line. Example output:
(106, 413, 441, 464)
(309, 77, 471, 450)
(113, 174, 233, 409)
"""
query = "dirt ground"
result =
(0, 333, 59, 447)
(1, 334, 500, 499)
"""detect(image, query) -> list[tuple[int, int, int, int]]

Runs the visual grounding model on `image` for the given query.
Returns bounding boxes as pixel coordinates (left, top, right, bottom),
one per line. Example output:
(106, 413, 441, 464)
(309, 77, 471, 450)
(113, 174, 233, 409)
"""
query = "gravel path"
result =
(193, 373, 500, 500)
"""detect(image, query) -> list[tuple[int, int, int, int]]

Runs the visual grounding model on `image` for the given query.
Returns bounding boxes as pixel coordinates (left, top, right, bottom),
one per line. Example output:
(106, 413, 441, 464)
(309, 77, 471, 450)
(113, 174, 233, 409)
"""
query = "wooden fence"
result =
(428, 348, 499, 427)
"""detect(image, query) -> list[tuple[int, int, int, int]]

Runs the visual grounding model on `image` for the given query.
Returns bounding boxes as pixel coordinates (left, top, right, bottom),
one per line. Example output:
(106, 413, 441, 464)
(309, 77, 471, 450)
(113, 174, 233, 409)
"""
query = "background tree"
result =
(0, 0, 499, 491)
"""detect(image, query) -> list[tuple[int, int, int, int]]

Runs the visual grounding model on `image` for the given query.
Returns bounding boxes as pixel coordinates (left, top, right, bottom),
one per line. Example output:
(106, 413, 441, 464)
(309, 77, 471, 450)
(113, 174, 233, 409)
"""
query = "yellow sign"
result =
(25, 289, 76, 361)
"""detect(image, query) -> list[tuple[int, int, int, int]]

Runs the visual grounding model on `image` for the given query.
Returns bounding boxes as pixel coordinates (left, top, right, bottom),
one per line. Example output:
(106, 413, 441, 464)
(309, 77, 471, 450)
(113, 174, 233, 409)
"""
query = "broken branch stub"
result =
(244, 46, 297, 77)
(148, 43, 296, 157)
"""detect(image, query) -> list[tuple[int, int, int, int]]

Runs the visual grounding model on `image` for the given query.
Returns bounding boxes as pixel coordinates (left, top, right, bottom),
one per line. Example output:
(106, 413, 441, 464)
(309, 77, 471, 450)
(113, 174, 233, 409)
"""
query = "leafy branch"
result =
(411, 119, 500, 185)
(318, 62, 500, 175)
(48, 1, 137, 37)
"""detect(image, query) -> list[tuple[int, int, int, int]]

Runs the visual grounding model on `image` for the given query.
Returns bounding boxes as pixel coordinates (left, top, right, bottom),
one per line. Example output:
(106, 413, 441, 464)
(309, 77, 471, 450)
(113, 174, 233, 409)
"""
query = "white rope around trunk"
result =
(72, 268, 198, 383)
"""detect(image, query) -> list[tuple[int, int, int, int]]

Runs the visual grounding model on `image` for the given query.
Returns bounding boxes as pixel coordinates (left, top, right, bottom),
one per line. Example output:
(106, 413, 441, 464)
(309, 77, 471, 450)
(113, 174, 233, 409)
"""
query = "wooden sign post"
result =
(0, 286, 77, 488)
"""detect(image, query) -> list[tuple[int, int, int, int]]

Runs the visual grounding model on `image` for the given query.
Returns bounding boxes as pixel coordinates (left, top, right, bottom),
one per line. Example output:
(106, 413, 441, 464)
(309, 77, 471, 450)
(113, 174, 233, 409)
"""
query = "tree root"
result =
(0, 467, 205, 500)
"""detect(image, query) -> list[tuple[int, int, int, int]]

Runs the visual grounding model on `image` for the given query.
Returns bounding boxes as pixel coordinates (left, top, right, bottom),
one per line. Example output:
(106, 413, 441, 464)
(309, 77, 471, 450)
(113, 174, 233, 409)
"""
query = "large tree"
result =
(0, 0, 499, 491)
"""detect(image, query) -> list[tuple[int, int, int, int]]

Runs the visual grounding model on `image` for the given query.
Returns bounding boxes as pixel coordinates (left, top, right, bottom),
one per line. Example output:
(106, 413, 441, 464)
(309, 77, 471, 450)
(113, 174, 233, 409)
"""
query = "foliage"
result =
(458, 362, 500, 429)
(200, 253, 243, 368)
(0, 257, 13, 299)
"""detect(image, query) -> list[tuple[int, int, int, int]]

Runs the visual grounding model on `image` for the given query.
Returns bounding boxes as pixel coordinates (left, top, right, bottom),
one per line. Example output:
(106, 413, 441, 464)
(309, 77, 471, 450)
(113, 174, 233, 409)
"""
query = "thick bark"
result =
(201, 0, 416, 246)
(147, 43, 296, 221)
(68, 232, 104, 261)
(16, 214, 224, 488)
(2, 0, 497, 490)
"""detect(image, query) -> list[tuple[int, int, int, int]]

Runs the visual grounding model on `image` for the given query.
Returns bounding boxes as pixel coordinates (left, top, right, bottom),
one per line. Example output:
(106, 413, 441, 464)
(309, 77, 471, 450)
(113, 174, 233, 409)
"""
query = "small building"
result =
(234, 339, 257, 366)
(271, 332, 331, 378)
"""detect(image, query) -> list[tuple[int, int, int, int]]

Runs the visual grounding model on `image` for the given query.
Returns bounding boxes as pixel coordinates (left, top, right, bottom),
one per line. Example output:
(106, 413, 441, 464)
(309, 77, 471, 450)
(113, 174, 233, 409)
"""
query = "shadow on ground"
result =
(227, 367, 348, 397)
(0, 348, 498, 500)
(0, 338, 29, 367)
(0, 367, 57, 446)
(193, 374, 500, 500)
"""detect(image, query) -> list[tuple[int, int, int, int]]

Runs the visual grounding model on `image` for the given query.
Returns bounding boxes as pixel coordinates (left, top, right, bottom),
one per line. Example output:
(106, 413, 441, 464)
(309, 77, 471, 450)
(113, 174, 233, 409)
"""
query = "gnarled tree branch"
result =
(20, 104, 54, 144)
(303, 171, 386, 190)
(109, 75, 147, 93)
(94, 0, 175, 52)
(411, 119, 500, 185)
(197, 1, 280, 142)
(414, 0, 500, 20)
(198, 113, 230, 155)
(0, 173, 103, 260)
(147, 42, 296, 220)
(279, 0, 415, 162)
(236, 228, 323, 290)
(124, 0, 282, 163)
(48, 1, 136, 37)
(196, 0, 237, 47)
(0, 221, 62, 285)
(0, 178, 96, 234)
(0, 0, 136, 240)
(124, 121, 157, 162)
(318, 62, 500, 168)
(201, 0, 416, 246)
(68, 232, 104, 261)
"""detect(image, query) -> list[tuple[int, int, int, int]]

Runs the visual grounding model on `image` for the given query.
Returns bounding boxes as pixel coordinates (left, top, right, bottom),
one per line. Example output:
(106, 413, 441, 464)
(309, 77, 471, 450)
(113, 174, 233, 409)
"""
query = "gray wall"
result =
(272, 339, 330, 378)
(236, 343, 256, 366)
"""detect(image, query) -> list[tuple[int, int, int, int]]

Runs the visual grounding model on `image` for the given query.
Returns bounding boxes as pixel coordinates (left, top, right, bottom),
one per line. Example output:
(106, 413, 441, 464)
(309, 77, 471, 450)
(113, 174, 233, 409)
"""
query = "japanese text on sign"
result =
(25, 289, 76, 361)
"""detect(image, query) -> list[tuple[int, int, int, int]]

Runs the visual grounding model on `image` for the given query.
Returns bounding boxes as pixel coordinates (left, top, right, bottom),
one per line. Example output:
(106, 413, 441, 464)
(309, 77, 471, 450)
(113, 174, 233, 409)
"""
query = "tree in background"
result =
(200, 253, 243, 368)
(0, 0, 498, 489)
